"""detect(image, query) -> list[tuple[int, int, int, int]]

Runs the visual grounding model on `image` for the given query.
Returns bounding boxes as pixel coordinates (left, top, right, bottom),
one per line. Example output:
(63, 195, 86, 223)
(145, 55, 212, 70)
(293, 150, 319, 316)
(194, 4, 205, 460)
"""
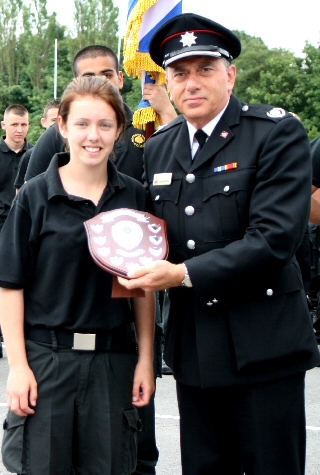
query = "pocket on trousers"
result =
(120, 407, 141, 474)
(1, 410, 27, 474)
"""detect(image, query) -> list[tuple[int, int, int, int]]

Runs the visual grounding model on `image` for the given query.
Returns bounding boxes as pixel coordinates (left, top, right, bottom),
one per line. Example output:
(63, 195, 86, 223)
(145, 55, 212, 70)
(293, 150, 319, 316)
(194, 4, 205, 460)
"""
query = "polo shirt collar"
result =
(45, 152, 126, 200)
(0, 137, 30, 154)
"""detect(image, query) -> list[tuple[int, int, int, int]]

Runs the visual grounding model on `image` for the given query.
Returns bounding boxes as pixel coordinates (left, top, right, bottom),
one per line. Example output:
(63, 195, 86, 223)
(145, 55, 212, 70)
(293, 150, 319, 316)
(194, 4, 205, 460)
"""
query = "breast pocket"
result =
(203, 168, 255, 242)
(149, 180, 182, 245)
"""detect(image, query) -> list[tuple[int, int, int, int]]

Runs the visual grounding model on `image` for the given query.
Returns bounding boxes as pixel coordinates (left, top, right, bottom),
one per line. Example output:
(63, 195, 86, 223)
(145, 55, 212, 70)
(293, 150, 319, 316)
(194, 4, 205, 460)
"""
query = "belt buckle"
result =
(73, 333, 96, 350)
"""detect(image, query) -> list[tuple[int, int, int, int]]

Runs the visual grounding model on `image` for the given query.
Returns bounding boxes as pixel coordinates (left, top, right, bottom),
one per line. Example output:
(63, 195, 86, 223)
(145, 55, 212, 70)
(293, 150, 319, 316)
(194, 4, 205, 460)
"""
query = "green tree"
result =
(0, 0, 122, 142)
(0, 0, 24, 86)
(232, 30, 320, 137)
(233, 31, 270, 101)
(243, 50, 300, 109)
(123, 75, 143, 111)
(69, 0, 119, 59)
(297, 42, 320, 138)
(20, 1, 65, 90)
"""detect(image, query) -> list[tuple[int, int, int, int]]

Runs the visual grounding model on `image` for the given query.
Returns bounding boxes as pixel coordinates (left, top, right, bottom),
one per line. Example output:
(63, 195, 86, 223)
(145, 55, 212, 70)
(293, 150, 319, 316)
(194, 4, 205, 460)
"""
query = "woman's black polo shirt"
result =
(0, 153, 147, 332)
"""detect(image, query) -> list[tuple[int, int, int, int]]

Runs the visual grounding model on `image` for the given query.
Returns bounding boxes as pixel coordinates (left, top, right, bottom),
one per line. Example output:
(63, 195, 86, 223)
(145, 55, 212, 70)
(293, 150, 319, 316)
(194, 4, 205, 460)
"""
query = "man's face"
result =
(1, 112, 30, 148)
(166, 56, 236, 129)
(76, 56, 124, 90)
(41, 107, 59, 129)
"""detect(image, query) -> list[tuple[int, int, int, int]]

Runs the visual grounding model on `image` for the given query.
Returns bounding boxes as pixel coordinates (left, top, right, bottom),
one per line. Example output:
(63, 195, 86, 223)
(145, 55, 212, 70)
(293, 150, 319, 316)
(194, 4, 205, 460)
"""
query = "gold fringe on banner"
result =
(124, 0, 157, 74)
(123, 0, 167, 130)
(124, 53, 166, 84)
(123, 0, 166, 83)
(132, 106, 161, 130)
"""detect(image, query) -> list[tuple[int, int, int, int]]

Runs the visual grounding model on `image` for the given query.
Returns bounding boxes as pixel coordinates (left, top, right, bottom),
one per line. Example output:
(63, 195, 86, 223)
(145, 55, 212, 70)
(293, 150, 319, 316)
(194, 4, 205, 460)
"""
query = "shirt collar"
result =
(45, 152, 125, 200)
(187, 101, 229, 150)
(0, 138, 30, 154)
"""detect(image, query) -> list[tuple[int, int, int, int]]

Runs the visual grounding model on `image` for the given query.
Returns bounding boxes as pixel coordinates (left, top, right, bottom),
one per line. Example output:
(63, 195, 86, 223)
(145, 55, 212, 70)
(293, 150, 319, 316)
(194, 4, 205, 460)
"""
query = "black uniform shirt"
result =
(14, 147, 33, 190)
(0, 138, 33, 220)
(0, 152, 146, 332)
(311, 137, 320, 187)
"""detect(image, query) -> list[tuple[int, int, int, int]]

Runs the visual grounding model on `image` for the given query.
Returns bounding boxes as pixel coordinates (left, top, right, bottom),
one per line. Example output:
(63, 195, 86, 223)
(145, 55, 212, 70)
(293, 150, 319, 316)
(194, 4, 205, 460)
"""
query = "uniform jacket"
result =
(311, 136, 320, 188)
(144, 94, 320, 388)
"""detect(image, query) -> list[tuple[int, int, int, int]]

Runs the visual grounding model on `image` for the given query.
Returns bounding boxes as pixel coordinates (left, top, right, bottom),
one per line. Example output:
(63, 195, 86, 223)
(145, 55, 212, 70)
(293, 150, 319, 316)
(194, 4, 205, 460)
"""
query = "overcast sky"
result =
(48, 0, 320, 57)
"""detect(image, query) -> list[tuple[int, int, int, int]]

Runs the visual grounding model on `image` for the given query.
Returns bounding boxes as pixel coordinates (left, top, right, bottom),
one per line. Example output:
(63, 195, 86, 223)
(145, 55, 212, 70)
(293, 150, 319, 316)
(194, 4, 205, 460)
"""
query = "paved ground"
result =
(0, 345, 319, 474)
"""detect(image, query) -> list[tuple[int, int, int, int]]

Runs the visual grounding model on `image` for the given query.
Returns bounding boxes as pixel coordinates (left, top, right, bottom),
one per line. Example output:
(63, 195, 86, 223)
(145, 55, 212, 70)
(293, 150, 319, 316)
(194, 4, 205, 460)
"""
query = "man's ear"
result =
(57, 116, 67, 138)
(118, 71, 124, 90)
(40, 118, 46, 128)
(1, 121, 5, 131)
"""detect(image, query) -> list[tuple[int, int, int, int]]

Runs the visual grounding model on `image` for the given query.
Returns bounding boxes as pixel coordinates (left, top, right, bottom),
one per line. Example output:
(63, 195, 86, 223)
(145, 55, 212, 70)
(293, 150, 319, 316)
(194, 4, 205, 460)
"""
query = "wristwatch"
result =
(182, 264, 193, 287)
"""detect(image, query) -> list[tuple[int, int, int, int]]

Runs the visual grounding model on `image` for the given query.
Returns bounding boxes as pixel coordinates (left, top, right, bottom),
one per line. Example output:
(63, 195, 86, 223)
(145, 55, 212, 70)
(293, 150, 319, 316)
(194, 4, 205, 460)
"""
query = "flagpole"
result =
(54, 39, 58, 99)
(117, 1, 125, 62)
(117, 34, 122, 63)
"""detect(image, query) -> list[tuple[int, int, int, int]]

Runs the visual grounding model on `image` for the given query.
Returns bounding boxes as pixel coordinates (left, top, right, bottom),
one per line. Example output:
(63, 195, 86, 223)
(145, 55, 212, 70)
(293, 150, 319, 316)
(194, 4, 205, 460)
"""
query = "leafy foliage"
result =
(0, 1, 319, 141)
(0, 0, 121, 140)
(233, 31, 320, 138)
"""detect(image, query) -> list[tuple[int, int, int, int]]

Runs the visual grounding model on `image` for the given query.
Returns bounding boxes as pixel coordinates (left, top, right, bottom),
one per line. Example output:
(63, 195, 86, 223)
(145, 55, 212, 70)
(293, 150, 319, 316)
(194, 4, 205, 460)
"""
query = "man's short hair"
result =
(73, 45, 119, 77)
(43, 99, 61, 118)
(4, 104, 28, 120)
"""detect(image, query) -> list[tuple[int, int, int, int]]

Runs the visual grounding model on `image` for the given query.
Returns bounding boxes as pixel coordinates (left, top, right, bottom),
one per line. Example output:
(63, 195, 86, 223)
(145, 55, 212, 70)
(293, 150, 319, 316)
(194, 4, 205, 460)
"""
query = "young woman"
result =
(0, 76, 155, 475)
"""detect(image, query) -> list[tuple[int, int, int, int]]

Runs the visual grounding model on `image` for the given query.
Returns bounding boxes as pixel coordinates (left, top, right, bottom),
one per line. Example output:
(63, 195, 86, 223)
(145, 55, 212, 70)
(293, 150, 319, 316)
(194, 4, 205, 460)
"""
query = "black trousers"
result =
(3, 340, 140, 475)
(177, 372, 306, 475)
(134, 395, 159, 475)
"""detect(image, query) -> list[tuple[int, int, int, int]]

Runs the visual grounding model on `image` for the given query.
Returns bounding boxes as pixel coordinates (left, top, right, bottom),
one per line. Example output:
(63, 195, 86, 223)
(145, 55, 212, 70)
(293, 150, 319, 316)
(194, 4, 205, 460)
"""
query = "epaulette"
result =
(240, 103, 293, 122)
(149, 115, 184, 138)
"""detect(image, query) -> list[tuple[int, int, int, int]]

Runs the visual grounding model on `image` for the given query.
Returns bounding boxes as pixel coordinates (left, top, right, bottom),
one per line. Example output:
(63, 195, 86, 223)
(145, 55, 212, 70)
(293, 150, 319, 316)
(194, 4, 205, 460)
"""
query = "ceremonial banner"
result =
(123, 0, 182, 130)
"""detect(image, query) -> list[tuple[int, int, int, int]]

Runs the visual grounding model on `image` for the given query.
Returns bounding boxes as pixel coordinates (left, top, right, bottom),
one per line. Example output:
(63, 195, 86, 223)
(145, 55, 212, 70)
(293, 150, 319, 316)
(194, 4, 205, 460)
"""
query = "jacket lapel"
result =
(171, 121, 193, 172)
(190, 95, 242, 171)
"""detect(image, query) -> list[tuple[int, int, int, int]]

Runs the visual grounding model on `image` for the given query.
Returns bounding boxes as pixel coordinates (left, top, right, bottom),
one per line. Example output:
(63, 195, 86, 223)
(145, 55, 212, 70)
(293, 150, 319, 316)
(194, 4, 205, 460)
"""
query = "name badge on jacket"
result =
(153, 173, 172, 186)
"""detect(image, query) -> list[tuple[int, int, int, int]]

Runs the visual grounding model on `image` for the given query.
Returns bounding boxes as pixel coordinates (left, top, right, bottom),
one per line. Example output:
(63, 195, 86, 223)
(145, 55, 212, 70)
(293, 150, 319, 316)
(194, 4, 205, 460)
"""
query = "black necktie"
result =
(193, 129, 208, 160)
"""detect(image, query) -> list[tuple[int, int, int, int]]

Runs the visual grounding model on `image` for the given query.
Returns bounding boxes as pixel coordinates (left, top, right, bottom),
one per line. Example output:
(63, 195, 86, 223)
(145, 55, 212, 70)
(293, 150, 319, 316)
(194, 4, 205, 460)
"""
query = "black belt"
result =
(25, 325, 138, 353)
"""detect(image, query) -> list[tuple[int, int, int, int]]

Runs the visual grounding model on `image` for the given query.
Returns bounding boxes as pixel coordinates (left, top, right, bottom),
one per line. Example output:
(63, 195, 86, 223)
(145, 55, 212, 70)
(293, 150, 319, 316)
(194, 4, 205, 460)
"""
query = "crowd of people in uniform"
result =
(0, 11, 319, 475)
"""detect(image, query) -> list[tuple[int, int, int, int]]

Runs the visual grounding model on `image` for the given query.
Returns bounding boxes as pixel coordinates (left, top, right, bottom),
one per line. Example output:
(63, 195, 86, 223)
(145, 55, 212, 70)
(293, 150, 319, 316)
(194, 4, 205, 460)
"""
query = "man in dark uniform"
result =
(308, 137, 320, 340)
(22, 44, 176, 475)
(14, 99, 60, 191)
(118, 13, 320, 475)
(0, 104, 33, 229)
(0, 105, 33, 358)
(310, 136, 320, 222)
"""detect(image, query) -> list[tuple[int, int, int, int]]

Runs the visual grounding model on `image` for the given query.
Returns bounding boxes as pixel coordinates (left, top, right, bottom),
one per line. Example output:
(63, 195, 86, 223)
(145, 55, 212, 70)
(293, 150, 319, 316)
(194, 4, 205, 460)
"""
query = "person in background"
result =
(40, 98, 60, 129)
(309, 136, 320, 224)
(307, 137, 320, 342)
(0, 76, 155, 475)
(14, 99, 61, 192)
(118, 13, 320, 475)
(0, 104, 33, 358)
(23, 44, 176, 475)
(0, 104, 32, 229)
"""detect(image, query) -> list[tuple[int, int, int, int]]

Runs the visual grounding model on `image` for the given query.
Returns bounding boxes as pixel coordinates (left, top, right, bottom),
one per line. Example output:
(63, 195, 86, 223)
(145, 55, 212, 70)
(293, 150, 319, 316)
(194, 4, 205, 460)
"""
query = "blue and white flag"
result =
(123, 0, 182, 130)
